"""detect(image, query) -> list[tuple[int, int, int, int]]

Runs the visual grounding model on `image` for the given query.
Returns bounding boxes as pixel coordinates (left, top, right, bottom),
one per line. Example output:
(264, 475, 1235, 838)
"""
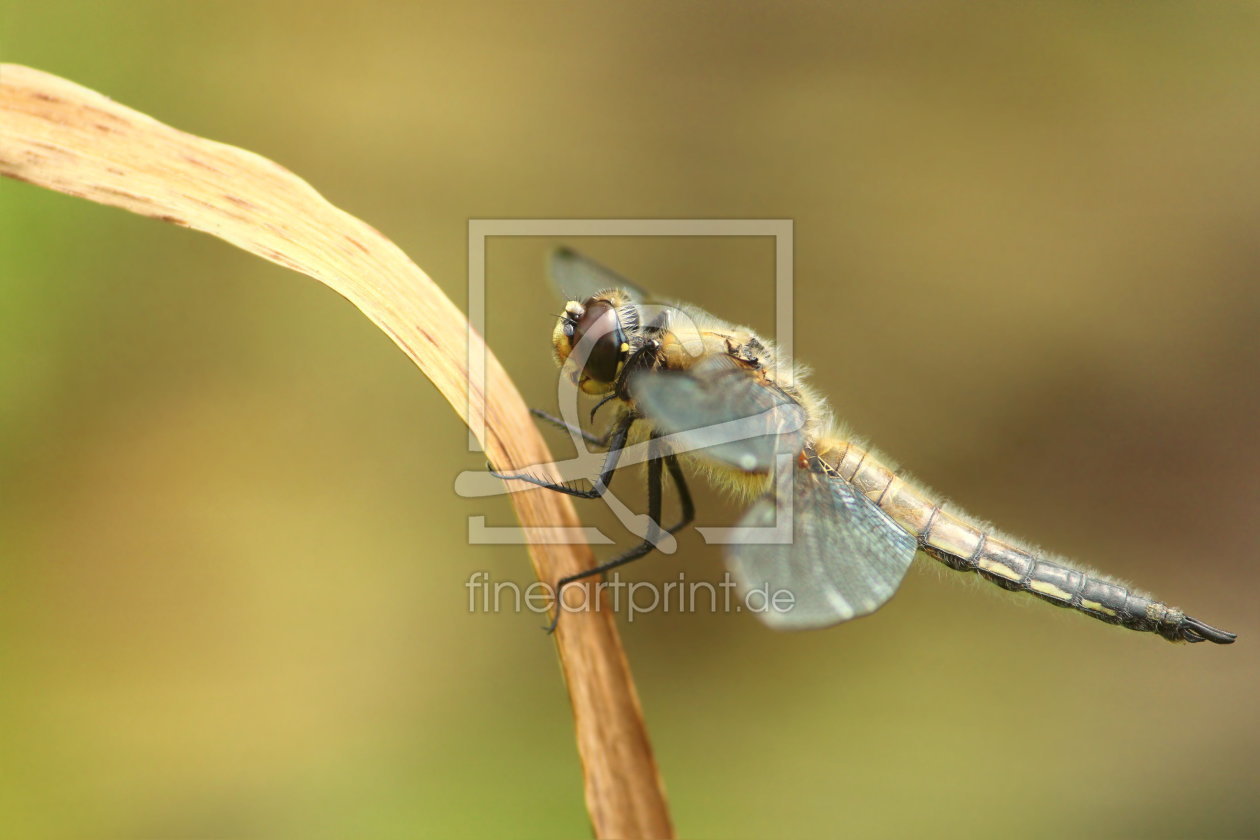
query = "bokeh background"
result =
(4, 3, 1258, 837)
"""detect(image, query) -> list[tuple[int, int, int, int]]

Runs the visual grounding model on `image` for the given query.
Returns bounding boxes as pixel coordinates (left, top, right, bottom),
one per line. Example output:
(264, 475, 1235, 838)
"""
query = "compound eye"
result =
(570, 299, 625, 384)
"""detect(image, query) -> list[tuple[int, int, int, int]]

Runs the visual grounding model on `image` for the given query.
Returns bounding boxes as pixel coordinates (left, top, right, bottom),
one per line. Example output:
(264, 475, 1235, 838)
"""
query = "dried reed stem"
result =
(0, 63, 673, 839)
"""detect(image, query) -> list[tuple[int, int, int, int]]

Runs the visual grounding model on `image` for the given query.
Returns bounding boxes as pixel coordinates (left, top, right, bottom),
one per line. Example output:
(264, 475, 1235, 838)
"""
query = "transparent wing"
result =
(550, 247, 653, 302)
(726, 462, 918, 630)
(629, 362, 807, 473)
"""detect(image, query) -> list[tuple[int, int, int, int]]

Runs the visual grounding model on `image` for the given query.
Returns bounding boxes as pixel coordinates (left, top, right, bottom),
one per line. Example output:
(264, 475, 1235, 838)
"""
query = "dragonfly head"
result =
(553, 291, 633, 395)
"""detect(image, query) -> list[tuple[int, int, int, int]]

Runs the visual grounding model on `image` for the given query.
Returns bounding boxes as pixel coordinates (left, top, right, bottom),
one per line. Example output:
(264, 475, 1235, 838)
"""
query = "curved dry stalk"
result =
(0, 63, 672, 839)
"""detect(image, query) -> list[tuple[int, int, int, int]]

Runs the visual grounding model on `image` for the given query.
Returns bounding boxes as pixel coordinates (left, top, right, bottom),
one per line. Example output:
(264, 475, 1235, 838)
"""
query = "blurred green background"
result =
(3, 2, 1258, 837)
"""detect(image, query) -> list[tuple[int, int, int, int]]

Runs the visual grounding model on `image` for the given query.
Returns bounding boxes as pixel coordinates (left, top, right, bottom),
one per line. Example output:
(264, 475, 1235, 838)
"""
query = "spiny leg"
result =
(529, 407, 609, 447)
(662, 450, 695, 534)
(545, 438, 698, 633)
(493, 422, 698, 632)
(490, 415, 632, 499)
(589, 393, 619, 423)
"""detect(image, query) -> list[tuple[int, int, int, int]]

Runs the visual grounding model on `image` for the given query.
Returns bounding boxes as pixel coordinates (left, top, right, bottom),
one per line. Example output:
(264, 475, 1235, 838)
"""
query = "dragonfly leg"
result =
(529, 407, 610, 447)
(545, 437, 696, 633)
(661, 449, 695, 534)
(490, 415, 631, 499)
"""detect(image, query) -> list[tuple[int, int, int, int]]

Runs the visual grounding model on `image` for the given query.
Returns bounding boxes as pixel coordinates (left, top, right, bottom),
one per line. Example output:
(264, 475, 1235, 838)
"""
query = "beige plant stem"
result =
(0, 63, 673, 839)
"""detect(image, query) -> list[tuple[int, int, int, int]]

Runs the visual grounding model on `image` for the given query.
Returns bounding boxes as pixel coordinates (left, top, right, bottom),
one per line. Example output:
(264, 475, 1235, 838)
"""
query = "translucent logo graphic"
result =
(454, 219, 794, 551)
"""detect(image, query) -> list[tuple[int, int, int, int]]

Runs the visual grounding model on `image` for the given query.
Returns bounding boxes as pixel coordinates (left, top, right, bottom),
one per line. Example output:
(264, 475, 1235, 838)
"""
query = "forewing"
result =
(550, 247, 653, 302)
(726, 464, 918, 630)
(630, 364, 807, 472)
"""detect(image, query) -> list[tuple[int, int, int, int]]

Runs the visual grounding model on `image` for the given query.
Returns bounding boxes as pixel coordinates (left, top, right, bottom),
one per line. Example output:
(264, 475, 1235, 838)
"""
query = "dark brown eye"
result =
(569, 299, 626, 384)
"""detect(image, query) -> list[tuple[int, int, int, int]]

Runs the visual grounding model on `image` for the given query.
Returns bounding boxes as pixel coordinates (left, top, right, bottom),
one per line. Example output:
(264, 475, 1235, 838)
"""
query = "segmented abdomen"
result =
(818, 439, 1234, 644)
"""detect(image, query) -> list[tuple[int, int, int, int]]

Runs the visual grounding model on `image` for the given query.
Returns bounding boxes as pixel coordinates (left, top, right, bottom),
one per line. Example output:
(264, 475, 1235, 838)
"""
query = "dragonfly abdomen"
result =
(818, 439, 1235, 644)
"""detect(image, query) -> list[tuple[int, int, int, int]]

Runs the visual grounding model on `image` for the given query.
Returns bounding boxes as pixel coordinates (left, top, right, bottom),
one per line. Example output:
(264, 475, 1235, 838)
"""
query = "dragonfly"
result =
(492, 248, 1237, 645)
